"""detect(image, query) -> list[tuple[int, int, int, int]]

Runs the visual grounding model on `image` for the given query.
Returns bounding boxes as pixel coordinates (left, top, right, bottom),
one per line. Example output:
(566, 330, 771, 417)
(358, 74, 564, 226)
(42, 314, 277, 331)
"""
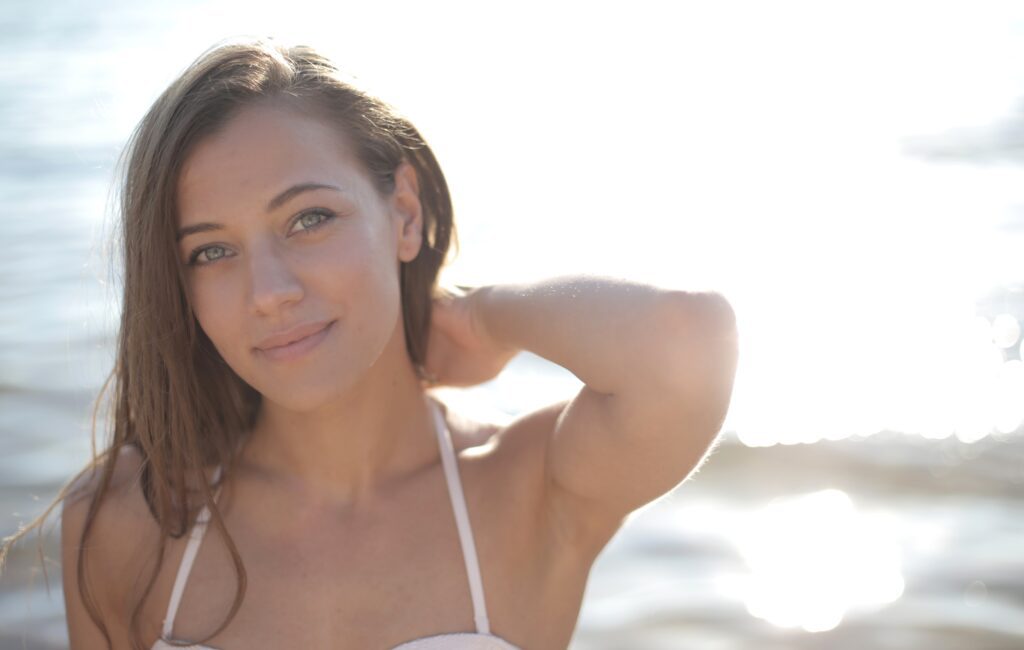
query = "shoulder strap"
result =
(161, 464, 225, 639)
(431, 398, 491, 635)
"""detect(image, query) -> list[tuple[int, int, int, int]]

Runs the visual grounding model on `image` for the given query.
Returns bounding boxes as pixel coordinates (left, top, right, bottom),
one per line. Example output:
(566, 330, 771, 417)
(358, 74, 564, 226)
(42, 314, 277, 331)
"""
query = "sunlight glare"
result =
(992, 313, 1021, 349)
(993, 360, 1024, 435)
(731, 490, 904, 633)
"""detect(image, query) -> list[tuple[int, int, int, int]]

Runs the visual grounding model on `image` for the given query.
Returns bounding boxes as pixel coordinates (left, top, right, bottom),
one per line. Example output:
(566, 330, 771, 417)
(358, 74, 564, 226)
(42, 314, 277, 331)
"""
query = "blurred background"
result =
(1, 0, 1023, 648)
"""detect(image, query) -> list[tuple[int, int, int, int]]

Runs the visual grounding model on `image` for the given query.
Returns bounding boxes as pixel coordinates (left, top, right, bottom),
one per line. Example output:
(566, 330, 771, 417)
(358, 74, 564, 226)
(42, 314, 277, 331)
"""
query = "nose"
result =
(247, 241, 304, 316)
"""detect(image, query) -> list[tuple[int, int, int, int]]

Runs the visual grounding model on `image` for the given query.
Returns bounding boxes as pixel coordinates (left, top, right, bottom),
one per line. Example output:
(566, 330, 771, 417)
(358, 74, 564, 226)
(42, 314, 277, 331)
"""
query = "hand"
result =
(421, 285, 519, 388)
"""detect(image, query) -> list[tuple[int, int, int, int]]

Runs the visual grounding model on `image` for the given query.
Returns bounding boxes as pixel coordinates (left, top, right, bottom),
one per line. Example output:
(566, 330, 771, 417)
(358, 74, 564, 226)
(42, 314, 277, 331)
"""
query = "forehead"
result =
(177, 102, 368, 223)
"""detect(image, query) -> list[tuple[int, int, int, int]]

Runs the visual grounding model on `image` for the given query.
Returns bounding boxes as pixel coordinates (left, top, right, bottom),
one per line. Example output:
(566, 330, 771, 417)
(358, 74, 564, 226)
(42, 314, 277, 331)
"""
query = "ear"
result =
(391, 159, 424, 263)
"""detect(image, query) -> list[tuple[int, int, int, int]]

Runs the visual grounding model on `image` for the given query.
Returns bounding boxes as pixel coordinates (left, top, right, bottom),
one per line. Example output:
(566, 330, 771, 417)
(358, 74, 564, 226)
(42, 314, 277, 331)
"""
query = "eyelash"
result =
(186, 208, 337, 267)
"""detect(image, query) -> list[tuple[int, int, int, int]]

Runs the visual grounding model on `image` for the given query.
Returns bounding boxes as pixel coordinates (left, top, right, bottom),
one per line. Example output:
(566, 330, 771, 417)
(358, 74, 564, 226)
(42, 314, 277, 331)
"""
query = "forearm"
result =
(473, 275, 733, 395)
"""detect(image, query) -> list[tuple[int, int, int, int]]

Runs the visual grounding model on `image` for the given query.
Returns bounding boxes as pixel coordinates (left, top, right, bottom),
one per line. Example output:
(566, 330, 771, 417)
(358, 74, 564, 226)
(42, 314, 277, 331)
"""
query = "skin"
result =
(61, 96, 738, 649)
(177, 100, 474, 513)
(160, 100, 582, 647)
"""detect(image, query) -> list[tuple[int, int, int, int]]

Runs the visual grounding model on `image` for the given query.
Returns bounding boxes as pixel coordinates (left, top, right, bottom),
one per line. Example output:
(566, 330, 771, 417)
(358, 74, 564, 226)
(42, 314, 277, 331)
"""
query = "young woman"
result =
(9, 37, 738, 649)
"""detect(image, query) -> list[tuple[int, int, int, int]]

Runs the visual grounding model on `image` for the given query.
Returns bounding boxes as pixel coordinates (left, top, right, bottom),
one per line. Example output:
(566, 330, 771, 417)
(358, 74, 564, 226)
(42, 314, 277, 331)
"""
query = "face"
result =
(175, 101, 423, 412)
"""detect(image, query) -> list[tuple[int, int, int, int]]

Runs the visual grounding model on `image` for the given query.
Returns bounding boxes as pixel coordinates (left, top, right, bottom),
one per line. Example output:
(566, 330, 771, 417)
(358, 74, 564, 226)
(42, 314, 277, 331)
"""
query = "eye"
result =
(185, 209, 337, 267)
(188, 244, 232, 266)
(289, 208, 335, 235)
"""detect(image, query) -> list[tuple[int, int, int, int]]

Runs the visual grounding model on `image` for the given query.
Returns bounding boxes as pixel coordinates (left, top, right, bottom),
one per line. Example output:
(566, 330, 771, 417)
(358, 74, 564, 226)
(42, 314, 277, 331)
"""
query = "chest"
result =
(141, 449, 589, 649)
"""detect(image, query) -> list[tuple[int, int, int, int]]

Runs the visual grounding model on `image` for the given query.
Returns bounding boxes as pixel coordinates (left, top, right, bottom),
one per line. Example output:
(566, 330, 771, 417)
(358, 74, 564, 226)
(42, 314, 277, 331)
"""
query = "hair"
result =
(0, 36, 458, 649)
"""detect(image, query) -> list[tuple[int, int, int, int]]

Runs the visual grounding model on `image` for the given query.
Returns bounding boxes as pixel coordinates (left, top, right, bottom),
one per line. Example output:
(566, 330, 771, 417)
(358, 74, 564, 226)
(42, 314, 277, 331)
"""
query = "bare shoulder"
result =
(487, 400, 628, 556)
(63, 444, 158, 536)
(483, 400, 565, 458)
(439, 400, 504, 451)
(62, 445, 161, 646)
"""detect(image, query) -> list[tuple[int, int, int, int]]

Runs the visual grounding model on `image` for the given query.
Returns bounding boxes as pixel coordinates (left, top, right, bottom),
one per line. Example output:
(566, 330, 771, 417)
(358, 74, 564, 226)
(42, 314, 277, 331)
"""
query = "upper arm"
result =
(543, 292, 739, 549)
(61, 446, 150, 649)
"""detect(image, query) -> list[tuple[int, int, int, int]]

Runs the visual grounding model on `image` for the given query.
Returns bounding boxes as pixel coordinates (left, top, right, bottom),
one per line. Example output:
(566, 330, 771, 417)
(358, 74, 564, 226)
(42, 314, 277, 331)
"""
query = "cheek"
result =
(188, 275, 245, 360)
(309, 254, 400, 350)
(301, 239, 403, 361)
(306, 229, 395, 302)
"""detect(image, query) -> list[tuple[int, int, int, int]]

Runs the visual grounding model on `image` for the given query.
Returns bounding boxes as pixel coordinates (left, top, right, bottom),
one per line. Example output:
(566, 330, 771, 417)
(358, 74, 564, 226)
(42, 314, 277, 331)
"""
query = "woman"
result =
(9, 37, 738, 649)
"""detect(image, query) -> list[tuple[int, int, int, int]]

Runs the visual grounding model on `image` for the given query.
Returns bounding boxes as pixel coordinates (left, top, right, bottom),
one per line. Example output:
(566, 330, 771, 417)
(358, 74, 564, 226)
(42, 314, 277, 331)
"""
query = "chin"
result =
(259, 371, 359, 413)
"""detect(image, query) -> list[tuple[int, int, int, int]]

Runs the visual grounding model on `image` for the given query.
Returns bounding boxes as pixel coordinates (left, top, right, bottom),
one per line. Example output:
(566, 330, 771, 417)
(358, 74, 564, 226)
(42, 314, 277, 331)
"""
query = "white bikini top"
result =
(151, 399, 521, 649)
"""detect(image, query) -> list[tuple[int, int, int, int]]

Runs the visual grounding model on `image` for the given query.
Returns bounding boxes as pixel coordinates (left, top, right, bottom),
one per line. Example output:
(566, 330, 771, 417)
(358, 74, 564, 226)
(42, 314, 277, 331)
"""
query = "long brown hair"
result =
(0, 36, 458, 649)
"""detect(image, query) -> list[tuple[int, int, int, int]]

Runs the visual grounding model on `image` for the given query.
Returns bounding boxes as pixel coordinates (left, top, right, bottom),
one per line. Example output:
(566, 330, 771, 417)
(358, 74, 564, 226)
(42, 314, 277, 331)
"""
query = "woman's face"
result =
(175, 101, 423, 411)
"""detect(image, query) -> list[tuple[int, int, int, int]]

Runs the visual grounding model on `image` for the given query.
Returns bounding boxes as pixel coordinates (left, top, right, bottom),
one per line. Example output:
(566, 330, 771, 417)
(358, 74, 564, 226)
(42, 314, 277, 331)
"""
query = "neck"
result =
(238, 341, 444, 514)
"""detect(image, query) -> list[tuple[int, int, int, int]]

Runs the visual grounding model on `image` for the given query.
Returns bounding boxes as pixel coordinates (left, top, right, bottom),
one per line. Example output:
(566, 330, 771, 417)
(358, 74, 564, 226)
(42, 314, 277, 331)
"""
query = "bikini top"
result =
(151, 399, 521, 650)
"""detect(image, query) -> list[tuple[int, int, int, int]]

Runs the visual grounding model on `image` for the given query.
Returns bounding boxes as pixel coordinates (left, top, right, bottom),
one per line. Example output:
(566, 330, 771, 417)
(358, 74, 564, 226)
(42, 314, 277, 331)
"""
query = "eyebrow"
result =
(176, 182, 345, 242)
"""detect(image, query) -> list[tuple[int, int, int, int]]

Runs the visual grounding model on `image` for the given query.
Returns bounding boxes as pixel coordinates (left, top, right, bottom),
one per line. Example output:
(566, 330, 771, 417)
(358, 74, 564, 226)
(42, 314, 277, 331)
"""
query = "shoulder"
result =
(63, 444, 157, 536)
(480, 399, 626, 555)
(441, 398, 562, 516)
(486, 400, 565, 457)
(457, 401, 584, 525)
(441, 396, 623, 557)
(445, 397, 563, 476)
(62, 445, 162, 643)
(439, 400, 504, 451)
(438, 391, 563, 451)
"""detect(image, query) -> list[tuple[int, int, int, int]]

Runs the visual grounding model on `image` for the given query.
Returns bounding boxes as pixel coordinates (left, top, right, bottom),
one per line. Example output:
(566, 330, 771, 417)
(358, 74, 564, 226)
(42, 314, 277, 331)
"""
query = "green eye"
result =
(292, 209, 335, 234)
(186, 209, 336, 268)
(189, 245, 230, 266)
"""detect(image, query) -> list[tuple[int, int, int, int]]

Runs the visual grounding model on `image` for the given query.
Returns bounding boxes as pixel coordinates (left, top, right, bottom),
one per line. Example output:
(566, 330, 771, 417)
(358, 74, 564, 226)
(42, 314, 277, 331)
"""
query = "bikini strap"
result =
(431, 399, 492, 635)
(161, 464, 225, 639)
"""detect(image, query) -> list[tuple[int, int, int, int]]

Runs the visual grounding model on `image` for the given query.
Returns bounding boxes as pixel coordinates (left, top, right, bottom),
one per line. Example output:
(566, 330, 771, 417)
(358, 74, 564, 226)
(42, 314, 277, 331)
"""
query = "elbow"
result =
(647, 291, 739, 413)
(650, 291, 738, 357)
(664, 290, 738, 341)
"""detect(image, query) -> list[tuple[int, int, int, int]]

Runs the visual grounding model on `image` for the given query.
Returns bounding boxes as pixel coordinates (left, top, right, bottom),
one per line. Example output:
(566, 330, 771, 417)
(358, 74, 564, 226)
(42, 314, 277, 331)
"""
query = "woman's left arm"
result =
(471, 275, 739, 541)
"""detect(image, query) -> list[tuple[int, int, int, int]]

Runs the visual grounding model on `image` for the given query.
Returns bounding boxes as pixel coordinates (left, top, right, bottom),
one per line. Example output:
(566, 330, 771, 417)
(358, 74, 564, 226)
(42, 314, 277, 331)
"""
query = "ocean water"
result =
(2, 2, 1024, 649)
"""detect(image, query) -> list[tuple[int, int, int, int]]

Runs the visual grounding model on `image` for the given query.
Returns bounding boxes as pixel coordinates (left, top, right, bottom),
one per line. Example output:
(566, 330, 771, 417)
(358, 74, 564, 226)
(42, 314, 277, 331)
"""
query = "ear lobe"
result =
(393, 160, 424, 262)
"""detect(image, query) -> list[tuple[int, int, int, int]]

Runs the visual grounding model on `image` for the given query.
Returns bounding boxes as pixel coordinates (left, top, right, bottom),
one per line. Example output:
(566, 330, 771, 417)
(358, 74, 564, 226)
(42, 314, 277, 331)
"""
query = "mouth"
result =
(255, 320, 335, 362)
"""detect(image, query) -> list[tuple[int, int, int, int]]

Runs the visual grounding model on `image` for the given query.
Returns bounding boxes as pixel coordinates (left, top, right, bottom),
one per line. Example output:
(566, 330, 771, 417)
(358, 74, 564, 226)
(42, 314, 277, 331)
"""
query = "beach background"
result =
(2, 0, 1023, 648)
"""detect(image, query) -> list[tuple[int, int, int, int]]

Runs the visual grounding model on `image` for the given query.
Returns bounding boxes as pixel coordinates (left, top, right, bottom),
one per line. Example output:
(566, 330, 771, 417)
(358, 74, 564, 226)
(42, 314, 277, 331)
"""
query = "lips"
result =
(255, 320, 333, 350)
(254, 320, 335, 362)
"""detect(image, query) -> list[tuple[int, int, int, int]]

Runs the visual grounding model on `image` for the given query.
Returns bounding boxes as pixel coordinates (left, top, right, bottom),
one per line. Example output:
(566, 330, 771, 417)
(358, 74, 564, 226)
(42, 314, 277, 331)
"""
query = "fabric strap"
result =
(431, 398, 492, 635)
(159, 399, 491, 638)
(161, 464, 224, 638)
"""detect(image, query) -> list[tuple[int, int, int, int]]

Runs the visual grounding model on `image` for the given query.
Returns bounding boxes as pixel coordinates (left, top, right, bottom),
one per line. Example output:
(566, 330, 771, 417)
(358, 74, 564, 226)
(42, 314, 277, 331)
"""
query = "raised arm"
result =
(473, 275, 739, 548)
